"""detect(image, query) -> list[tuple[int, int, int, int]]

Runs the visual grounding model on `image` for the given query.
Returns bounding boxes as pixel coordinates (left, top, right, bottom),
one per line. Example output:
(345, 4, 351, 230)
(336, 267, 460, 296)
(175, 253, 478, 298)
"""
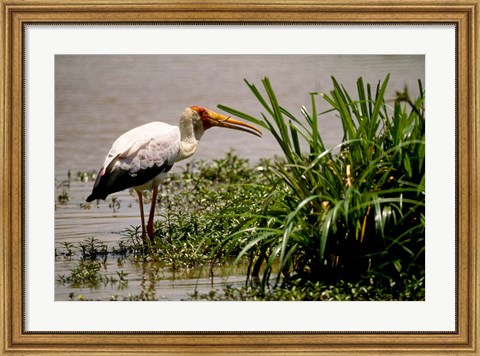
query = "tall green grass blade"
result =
(289, 120, 302, 157)
(370, 74, 390, 137)
(244, 79, 274, 117)
(357, 77, 369, 120)
(310, 92, 322, 155)
(217, 104, 268, 129)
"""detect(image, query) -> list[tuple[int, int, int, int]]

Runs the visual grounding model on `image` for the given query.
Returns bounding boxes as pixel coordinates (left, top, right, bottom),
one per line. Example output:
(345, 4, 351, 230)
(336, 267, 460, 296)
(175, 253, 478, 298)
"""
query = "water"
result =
(55, 55, 424, 300)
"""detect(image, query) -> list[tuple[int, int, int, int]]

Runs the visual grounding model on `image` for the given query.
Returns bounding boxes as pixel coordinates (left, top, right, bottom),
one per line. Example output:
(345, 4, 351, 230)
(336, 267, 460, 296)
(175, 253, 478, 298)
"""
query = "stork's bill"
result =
(194, 107, 262, 137)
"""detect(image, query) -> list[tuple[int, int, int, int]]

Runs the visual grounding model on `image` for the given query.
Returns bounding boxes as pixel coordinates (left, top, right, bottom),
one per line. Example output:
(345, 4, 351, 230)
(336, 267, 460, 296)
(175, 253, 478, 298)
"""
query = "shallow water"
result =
(55, 55, 425, 300)
(55, 178, 251, 301)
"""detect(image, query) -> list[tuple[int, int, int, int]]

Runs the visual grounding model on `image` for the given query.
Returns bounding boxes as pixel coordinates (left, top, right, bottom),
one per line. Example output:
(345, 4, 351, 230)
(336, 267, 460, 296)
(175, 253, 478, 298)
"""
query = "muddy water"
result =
(55, 55, 424, 300)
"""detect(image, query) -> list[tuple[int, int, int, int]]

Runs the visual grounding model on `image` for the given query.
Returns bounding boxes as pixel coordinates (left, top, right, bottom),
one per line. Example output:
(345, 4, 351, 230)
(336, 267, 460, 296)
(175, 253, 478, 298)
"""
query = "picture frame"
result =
(1, 0, 478, 354)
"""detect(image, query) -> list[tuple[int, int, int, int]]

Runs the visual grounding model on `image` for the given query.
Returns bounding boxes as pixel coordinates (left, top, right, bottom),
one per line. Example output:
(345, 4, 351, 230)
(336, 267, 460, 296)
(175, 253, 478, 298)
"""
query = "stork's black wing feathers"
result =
(86, 122, 179, 202)
(86, 160, 173, 202)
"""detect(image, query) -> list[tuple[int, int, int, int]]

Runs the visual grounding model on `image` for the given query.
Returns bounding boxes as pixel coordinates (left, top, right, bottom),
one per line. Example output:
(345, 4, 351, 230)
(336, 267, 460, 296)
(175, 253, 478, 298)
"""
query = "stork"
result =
(86, 106, 261, 244)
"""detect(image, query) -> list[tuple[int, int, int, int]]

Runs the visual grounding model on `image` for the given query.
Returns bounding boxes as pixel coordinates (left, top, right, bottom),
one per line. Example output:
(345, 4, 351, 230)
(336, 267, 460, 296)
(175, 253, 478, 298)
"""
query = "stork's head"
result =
(188, 106, 262, 138)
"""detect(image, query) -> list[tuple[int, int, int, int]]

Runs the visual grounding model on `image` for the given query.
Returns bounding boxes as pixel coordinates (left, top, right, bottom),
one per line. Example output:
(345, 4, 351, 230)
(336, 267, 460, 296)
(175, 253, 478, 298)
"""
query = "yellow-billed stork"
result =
(86, 106, 261, 244)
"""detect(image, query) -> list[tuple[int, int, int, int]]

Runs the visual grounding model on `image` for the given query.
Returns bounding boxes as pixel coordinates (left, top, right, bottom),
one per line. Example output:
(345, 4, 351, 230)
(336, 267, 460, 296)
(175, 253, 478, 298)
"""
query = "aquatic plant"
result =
(76, 170, 97, 182)
(108, 196, 121, 213)
(188, 269, 425, 301)
(57, 259, 128, 288)
(78, 236, 109, 260)
(218, 75, 425, 289)
(57, 190, 70, 203)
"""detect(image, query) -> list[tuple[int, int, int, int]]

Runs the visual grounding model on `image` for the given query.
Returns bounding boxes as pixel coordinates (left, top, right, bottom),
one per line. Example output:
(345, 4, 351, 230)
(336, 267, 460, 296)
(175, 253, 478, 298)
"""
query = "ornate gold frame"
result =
(1, 1, 478, 354)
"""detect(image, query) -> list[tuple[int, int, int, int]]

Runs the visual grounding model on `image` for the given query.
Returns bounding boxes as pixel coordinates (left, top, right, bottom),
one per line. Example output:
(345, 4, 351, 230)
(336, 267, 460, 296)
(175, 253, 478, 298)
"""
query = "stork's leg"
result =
(137, 190, 147, 244)
(147, 186, 158, 243)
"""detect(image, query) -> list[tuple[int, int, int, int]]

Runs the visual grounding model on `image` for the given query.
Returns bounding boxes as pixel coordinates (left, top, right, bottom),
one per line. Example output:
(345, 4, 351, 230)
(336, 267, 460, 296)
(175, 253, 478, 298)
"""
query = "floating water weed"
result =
(61, 242, 75, 257)
(76, 170, 97, 182)
(58, 261, 129, 289)
(79, 202, 91, 210)
(78, 237, 108, 260)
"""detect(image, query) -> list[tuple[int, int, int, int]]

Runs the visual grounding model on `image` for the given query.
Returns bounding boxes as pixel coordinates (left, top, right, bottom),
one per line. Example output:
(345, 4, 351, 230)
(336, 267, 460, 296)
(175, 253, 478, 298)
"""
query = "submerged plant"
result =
(78, 237, 109, 260)
(218, 75, 425, 290)
(57, 190, 70, 203)
(108, 196, 121, 213)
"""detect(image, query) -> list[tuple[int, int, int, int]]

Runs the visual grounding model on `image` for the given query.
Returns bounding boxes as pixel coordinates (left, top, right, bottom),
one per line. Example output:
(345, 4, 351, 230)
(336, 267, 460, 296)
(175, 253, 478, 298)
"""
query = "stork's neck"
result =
(176, 110, 204, 161)
(177, 137, 198, 161)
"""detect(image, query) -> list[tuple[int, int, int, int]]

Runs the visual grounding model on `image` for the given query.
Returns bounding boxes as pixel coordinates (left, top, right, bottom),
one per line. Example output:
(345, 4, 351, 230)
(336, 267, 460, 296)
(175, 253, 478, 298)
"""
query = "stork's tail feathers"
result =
(86, 192, 106, 202)
(86, 168, 109, 202)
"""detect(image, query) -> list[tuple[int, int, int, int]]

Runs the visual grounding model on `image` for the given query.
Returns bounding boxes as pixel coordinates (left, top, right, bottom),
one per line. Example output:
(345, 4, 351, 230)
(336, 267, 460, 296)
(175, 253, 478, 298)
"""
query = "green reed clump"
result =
(218, 75, 425, 291)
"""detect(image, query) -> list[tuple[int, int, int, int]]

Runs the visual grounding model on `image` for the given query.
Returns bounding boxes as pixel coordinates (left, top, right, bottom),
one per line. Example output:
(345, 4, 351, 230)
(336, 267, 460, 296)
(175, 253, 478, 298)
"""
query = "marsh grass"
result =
(218, 75, 425, 293)
(135, 151, 273, 270)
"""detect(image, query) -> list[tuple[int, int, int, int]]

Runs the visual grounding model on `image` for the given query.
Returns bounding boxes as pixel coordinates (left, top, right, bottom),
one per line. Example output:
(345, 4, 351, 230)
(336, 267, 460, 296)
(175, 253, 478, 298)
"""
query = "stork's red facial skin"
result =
(191, 106, 205, 114)
(191, 106, 213, 130)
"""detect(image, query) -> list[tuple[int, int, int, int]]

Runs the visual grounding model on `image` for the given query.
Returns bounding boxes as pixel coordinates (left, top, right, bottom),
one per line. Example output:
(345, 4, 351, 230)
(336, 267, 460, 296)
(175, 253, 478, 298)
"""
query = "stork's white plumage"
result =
(86, 106, 261, 244)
